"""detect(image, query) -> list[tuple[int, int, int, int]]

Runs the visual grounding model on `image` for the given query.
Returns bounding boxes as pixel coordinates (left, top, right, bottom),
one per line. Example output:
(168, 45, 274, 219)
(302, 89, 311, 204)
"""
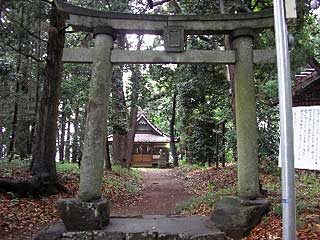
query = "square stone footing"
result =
(34, 215, 226, 240)
(210, 196, 270, 240)
(56, 198, 110, 231)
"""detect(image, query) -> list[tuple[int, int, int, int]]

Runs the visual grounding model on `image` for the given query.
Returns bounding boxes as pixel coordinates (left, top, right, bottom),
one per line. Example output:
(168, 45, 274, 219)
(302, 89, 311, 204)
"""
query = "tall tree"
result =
(170, 89, 179, 166)
(30, 1, 66, 194)
(112, 34, 145, 168)
(112, 35, 128, 167)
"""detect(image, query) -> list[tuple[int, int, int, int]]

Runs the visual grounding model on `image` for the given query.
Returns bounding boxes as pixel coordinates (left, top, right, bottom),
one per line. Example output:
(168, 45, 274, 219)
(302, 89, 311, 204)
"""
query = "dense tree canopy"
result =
(0, 0, 319, 172)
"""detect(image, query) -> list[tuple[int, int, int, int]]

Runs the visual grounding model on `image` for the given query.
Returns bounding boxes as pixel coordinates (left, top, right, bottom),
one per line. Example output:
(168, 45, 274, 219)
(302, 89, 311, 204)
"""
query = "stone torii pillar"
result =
(211, 29, 270, 239)
(232, 29, 259, 199)
(79, 26, 114, 201)
(57, 26, 115, 231)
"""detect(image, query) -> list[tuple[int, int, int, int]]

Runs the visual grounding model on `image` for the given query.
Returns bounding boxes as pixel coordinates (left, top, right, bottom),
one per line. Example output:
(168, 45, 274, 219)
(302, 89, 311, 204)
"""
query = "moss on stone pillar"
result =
(79, 27, 114, 202)
(232, 29, 259, 199)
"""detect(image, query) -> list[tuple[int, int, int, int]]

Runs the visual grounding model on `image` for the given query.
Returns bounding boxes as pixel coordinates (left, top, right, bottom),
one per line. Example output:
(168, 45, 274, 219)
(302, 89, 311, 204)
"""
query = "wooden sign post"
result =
(285, 0, 297, 19)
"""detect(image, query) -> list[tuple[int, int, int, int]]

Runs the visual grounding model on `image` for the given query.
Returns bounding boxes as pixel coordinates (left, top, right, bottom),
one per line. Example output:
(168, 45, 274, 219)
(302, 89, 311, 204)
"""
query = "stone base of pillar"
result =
(210, 196, 270, 240)
(56, 198, 110, 231)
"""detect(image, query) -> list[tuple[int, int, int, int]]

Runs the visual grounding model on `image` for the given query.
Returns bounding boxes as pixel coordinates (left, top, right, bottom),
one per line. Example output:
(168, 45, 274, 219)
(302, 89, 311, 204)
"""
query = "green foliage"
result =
(56, 162, 80, 175)
(264, 171, 320, 216)
(260, 159, 281, 176)
(178, 63, 230, 164)
(103, 174, 141, 195)
(179, 158, 188, 166)
(0, 159, 29, 168)
(0, 0, 319, 188)
(178, 162, 207, 171)
(111, 164, 142, 181)
(104, 165, 142, 196)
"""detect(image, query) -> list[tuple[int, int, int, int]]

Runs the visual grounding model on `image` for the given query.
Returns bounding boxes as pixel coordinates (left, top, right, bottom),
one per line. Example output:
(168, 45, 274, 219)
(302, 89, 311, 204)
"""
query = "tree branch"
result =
(308, 57, 320, 73)
(41, 0, 53, 6)
(7, 42, 44, 62)
(148, 0, 172, 9)
(170, 0, 182, 14)
(250, 0, 262, 11)
(5, 14, 48, 43)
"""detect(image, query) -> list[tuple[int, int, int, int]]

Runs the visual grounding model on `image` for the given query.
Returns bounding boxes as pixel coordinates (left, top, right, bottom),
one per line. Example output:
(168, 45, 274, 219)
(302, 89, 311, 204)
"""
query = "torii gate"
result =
(52, 0, 275, 238)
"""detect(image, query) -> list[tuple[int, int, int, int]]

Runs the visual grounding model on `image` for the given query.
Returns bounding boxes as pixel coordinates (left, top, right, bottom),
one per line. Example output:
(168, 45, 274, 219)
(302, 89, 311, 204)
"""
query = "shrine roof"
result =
(108, 133, 170, 143)
(107, 112, 177, 143)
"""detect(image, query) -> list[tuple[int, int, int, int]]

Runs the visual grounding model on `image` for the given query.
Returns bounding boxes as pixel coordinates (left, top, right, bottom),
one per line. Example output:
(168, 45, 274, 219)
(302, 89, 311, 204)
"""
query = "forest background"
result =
(0, 0, 319, 191)
(1, 0, 320, 239)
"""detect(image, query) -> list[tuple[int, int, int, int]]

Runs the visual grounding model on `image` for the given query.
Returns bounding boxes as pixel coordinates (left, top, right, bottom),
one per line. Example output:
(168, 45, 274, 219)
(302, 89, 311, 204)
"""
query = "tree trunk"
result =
(111, 66, 127, 167)
(125, 106, 138, 168)
(112, 34, 128, 167)
(59, 100, 66, 162)
(219, 0, 237, 161)
(105, 139, 111, 170)
(123, 37, 143, 168)
(30, 2, 66, 195)
(15, 6, 33, 160)
(215, 132, 219, 168)
(8, 5, 24, 161)
(77, 108, 87, 167)
(65, 114, 71, 162)
(29, 6, 42, 156)
(220, 121, 226, 167)
(170, 90, 179, 167)
(71, 105, 80, 163)
(0, 0, 7, 24)
(8, 91, 19, 162)
(0, 121, 5, 160)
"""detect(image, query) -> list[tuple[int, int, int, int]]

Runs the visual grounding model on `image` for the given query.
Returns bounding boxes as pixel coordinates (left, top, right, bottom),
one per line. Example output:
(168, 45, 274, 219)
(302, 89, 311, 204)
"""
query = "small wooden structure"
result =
(108, 113, 173, 168)
(293, 68, 320, 106)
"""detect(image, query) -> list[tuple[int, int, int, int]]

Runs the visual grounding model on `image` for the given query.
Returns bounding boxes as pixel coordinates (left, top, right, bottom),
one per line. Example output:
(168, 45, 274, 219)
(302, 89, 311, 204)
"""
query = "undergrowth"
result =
(103, 164, 142, 199)
(173, 186, 236, 215)
(0, 160, 143, 200)
(265, 170, 320, 216)
(56, 162, 80, 174)
(174, 163, 320, 219)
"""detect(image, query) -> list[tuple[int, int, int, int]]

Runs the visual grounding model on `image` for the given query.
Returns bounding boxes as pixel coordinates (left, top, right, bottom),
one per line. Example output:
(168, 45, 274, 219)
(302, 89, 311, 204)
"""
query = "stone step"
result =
(35, 215, 226, 240)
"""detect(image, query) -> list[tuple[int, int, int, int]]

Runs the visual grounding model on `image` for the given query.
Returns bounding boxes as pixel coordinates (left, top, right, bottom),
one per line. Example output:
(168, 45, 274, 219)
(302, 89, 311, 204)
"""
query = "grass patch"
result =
(296, 171, 320, 214)
(103, 164, 143, 199)
(112, 164, 142, 181)
(263, 170, 320, 216)
(56, 162, 80, 175)
(103, 174, 141, 196)
(173, 186, 236, 215)
(0, 159, 29, 169)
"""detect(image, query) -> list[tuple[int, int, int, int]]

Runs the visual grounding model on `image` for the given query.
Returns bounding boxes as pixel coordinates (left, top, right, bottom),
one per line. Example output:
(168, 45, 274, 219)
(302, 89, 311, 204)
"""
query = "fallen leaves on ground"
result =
(173, 164, 320, 240)
(174, 164, 237, 195)
(0, 164, 142, 240)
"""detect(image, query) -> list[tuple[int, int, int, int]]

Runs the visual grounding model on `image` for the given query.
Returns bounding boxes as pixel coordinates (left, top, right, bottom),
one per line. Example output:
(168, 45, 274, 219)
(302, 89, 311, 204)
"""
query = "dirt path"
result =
(111, 169, 191, 216)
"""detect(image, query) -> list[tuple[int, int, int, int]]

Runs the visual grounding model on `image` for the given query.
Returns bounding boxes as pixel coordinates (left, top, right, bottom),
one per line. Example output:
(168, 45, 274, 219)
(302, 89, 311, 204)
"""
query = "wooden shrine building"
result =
(108, 113, 173, 167)
(293, 68, 320, 106)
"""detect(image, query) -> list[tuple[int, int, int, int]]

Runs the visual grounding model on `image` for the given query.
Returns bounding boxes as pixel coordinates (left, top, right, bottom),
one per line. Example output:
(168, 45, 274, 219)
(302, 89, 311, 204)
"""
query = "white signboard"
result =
(285, 0, 297, 19)
(279, 106, 320, 170)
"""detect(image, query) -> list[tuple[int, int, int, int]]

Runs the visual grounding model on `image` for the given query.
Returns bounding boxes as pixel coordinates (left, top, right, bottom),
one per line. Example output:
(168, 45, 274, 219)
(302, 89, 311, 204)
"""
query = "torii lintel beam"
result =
(62, 48, 276, 65)
(55, 0, 274, 35)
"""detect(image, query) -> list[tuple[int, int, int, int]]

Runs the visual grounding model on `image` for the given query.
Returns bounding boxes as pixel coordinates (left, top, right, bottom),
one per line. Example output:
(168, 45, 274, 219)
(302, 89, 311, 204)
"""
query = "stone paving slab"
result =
(34, 215, 225, 240)
(108, 215, 224, 236)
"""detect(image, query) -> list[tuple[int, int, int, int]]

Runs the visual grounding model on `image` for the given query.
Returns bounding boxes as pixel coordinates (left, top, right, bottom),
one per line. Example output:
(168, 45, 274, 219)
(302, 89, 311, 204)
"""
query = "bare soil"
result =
(111, 168, 192, 216)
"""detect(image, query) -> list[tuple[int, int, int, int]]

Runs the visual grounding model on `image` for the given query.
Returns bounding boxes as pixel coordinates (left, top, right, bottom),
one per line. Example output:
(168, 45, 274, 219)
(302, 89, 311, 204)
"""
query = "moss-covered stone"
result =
(210, 196, 270, 239)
